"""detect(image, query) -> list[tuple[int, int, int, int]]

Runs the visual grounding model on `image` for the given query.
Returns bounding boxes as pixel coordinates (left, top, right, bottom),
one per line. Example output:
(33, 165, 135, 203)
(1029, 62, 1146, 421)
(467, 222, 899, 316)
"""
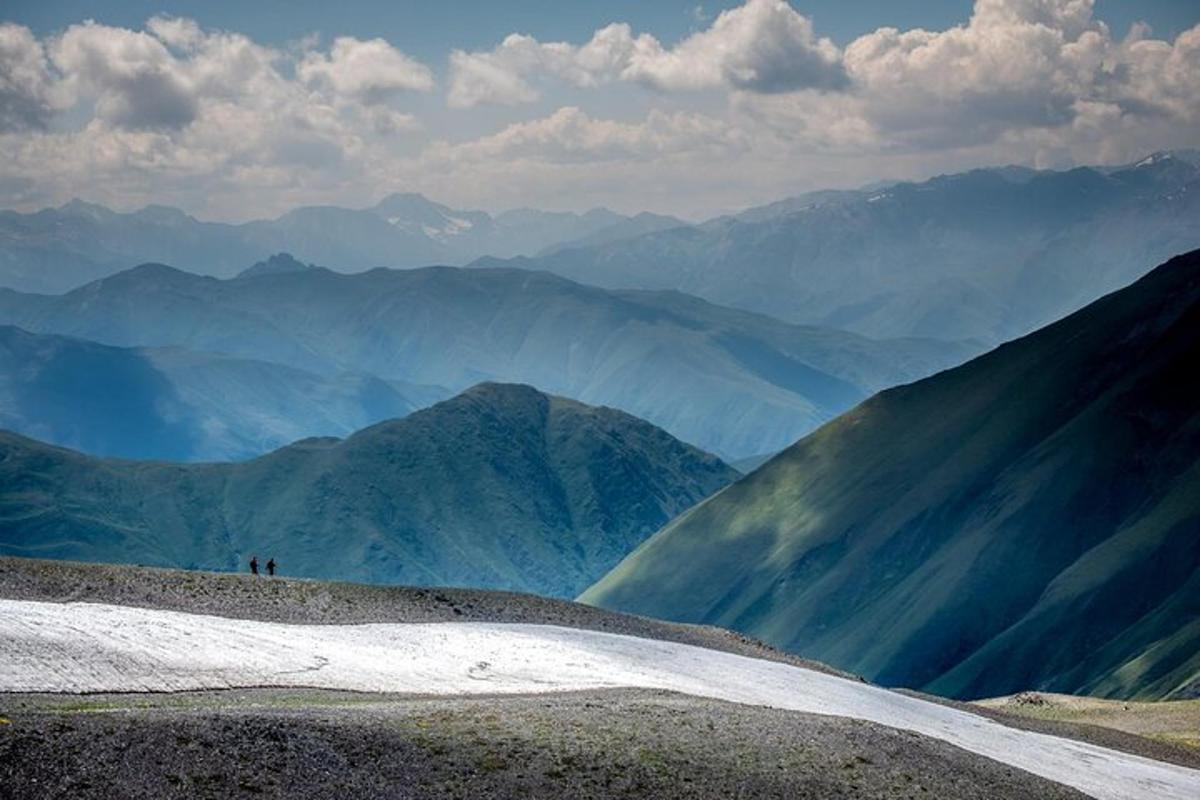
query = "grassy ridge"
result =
(0, 383, 736, 598)
(583, 250, 1200, 701)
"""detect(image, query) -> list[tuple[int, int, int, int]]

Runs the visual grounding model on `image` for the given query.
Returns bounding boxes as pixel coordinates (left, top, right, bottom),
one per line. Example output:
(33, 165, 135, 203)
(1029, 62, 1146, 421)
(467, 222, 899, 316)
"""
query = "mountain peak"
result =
(80, 262, 201, 293)
(0, 380, 739, 599)
(57, 198, 114, 219)
(1131, 149, 1200, 168)
(237, 253, 316, 279)
(120, 262, 192, 279)
(371, 192, 449, 216)
(134, 204, 193, 225)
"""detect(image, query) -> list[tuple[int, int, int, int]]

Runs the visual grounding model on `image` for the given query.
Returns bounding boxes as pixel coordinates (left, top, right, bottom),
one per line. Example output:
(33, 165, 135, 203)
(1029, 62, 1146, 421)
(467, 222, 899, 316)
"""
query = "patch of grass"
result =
(477, 752, 509, 773)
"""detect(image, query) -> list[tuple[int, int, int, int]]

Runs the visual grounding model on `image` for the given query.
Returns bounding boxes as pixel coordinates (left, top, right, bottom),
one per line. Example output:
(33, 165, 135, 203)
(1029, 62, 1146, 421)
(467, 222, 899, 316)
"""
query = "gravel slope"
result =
(0, 689, 1086, 800)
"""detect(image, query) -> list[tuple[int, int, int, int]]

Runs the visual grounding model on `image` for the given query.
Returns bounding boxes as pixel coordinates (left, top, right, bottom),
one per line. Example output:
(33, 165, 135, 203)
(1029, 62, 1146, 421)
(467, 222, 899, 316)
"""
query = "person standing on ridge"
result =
(266, 558, 276, 577)
(250, 555, 259, 576)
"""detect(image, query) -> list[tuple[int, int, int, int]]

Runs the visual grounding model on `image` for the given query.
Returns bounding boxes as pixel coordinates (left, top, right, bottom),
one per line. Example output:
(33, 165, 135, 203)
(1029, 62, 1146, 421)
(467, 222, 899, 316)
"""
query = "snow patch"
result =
(1, 599, 1198, 800)
(420, 216, 474, 240)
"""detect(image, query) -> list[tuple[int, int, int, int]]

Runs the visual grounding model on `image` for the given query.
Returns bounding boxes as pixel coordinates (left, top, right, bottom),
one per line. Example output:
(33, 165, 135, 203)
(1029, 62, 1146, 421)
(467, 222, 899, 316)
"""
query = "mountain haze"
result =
(0, 264, 973, 459)
(0, 383, 737, 597)
(0, 195, 634, 293)
(508, 153, 1200, 345)
(583, 250, 1200, 701)
(0, 325, 439, 461)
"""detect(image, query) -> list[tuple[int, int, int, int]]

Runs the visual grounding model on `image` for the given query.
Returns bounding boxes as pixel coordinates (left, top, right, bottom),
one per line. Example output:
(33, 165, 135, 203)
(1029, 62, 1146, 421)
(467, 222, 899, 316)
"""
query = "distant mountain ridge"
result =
(497, 151, 1200, 345)
(0, 383, 738, 597)
(237, 253, 317, 279)
(582, 249, 1200, 701)
(0, 325, 443, 461)
(0, 263, 975, 459)
(0, 193, 638, 293)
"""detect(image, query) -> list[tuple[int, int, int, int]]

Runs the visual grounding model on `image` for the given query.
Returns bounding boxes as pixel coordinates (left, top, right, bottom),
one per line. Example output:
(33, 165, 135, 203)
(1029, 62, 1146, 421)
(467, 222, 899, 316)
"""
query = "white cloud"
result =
(0, 23, 66, 131)
(738, 0, 1200, 159)
(447, 24, 652, 108)
(447, 0, 1200, 160)
(0, 2, 1198, 221)
(446, 0, 845, 107)
(623, 0, 846, 93)
(429, 105, 745, 164)
(50, 21, 199, 130)
(144, 16, 205, 51)
(0, 19, 434, 218)
(298, 36, 434, 103)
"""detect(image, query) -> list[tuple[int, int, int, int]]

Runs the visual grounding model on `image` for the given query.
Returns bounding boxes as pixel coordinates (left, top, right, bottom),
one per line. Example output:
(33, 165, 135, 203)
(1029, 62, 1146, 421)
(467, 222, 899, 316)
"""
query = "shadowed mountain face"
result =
(0, 383, 738, 597)
(508, 153, 1200, 345)
(0, 195, 633, 293)
(0, 264, 973, 460)
(0, 326, 436, 461)
(582, 250, 1200, 701)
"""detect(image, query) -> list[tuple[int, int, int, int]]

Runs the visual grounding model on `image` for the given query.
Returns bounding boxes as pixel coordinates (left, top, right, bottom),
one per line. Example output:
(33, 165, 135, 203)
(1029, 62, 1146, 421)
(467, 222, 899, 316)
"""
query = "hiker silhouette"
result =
(249, 556, 259, 576)
(266, 558, 276, 577)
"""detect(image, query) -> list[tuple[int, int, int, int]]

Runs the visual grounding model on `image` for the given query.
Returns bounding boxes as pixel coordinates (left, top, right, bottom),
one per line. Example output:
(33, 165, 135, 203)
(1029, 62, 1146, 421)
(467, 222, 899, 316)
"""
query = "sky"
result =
(1, 0, 1198, 220)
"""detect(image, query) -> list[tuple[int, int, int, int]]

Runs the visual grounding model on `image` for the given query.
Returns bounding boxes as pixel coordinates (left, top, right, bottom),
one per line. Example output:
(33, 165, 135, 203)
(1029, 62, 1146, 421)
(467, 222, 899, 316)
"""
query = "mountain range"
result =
(0, 193, 681, 294)
(501, 151, 1200, 345)
(0, 324, 446, 461)
(6, 154, 1196, 351)
(0, 382, 737, 597)
(0, 261, 973, 459)
(582, 249, 1200, 701)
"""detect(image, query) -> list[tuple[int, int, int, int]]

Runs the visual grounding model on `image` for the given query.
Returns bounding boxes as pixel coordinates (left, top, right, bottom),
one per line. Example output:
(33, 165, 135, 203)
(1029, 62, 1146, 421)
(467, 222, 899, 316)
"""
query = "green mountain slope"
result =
(0, 383, 736, 598)
(0, 263, 973, 459)
(582, 250, 1200, 701)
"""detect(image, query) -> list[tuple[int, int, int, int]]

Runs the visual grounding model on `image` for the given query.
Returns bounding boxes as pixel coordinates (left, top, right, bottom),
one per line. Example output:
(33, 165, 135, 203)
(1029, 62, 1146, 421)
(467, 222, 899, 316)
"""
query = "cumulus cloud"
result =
(0, 23, 66, 131)
(447, 0, 1200, 160)
(1, 1, 1199, 220)
(447, 25, 649, 108)
(624, 0, 846, 92)
(0, 18, 434, 217)
(429, 106, 745, 164)
(446, 0, 845, 107)
(737, 0, 1200, 158)
(298, 36, 434, 102)
(50, 21, 199, 130)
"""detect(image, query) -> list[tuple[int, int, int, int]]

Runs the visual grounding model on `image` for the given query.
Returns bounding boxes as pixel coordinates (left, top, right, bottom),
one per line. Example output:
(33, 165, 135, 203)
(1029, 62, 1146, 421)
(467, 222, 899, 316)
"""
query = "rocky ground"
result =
(0, 688, 1087, 800)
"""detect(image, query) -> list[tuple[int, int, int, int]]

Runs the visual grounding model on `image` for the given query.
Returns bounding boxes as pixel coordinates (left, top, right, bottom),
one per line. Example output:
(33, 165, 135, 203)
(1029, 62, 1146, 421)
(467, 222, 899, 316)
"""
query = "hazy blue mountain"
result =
(0, 264, 974, 459)
(0, 383, 738, 597)
(537, 211, 688, 255)
(0, 195, 635, 293)
(236, 253, 318, 279)
(582, 250, 1200, 701)
(0, 325, 442, 461)
(502, 152, 1200, 345)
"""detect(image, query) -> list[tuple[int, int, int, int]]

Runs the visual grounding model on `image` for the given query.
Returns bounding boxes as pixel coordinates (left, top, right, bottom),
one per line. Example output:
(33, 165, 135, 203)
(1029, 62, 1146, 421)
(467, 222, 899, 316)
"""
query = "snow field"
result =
(2, 598, 1198, 800)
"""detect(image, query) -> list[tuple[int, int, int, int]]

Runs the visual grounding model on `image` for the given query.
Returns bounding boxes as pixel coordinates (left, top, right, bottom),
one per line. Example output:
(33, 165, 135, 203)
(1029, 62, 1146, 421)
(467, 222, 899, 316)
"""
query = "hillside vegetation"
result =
(583, 250, 1200, 701)
(0, 383, 736, 597)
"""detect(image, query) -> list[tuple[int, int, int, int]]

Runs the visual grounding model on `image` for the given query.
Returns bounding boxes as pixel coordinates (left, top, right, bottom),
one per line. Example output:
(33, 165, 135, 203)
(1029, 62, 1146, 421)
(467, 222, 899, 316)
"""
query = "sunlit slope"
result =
(583, 250, 1200, 701)
(0, 383, 736, 597)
